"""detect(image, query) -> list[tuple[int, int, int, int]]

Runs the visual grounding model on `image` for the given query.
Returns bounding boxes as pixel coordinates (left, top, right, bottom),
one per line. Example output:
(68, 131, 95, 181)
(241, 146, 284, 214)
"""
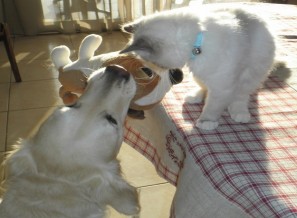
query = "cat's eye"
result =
(105, 114, 117, 126)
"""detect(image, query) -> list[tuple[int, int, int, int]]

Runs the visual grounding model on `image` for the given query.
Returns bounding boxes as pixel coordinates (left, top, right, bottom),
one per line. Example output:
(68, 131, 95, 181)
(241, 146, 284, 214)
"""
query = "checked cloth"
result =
(124, 3, 297, 218)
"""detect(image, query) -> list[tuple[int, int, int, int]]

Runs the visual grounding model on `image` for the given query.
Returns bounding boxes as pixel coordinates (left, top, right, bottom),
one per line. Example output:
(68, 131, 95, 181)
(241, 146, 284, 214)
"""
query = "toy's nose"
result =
(169, 68, 183, 85)
(106, 65, 130, 81)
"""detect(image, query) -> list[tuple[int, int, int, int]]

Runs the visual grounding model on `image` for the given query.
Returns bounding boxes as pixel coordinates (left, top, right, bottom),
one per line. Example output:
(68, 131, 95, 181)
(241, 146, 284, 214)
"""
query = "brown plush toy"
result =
(57, 67, 87, 106)
(51, 34, 183, 119)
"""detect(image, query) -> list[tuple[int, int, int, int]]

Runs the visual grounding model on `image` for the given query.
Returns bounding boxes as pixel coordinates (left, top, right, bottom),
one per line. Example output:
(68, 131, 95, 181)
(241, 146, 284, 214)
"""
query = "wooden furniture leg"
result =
(0, 23, 21, 82)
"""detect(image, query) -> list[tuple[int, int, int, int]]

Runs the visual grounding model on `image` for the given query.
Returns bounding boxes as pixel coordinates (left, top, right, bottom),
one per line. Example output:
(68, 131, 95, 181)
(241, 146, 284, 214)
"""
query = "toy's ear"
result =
(51, 45, 72, 69)
(78, 34, 102, 60)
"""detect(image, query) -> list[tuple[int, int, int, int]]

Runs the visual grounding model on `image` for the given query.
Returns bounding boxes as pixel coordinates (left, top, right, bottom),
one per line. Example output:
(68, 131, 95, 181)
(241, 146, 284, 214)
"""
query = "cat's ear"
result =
(120, 38, 154, 55)
(121, 23, 138, 34)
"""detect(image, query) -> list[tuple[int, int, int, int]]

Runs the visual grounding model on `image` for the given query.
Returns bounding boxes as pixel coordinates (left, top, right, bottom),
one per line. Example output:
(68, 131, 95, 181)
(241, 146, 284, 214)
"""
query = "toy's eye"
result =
(105, 114, 117, 126)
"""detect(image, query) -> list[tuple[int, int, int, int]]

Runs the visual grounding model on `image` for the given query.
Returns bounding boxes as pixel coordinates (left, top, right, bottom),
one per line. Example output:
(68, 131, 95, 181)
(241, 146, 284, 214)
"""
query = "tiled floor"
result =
(0, 31, 175, 217)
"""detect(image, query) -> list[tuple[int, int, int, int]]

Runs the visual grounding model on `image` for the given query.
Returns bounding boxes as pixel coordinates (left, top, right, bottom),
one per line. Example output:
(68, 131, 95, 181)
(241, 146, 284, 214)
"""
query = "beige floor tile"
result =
(121, 32, 131, 40)
(0, 151, 6, 197)
(0, 62, 11, 84)
(14, 34, 73, 62)
(9, 79, 62, 111)
(96, 31, 129, 55)
(138, 183, 175, 218)
(119, 143, 167, 188)
(0, 84, 10, 112)
(15, 59, 58, 82)
(0, 152, 4, 166)
(68, 33, 89, 60)
(0, 44, 9, 63)
(0, 151, 5, 178)
(69, 33, 89, 48)
(108, 183, 176, 218)
(0, 113, 7, 152)
(6, 107, 56, 149)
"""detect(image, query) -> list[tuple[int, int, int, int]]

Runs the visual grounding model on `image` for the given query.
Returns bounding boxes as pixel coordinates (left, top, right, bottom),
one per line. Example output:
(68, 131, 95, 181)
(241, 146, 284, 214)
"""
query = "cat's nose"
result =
(106, 65, 130, 81)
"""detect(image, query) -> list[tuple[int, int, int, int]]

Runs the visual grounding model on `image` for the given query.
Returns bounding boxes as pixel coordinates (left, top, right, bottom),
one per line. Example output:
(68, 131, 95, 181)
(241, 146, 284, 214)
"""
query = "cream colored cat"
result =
(121, 7, 275, 130)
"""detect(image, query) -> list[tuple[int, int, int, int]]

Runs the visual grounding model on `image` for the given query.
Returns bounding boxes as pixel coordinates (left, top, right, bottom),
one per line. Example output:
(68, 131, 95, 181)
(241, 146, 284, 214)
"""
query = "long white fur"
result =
(121, 7, 275, 130)
(0, 67, 139, 218)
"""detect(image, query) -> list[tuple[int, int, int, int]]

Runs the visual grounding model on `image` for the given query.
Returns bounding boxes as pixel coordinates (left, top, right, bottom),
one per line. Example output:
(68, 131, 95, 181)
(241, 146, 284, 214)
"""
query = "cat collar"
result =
(191, 32, 203, 60)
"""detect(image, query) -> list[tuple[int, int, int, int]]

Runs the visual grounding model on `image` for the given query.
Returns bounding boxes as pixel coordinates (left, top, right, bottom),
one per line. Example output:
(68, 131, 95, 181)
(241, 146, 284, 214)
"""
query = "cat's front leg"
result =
(196, 91, 230, 130)
(228, 99, 251, 123)
(185, 88, 206, 104)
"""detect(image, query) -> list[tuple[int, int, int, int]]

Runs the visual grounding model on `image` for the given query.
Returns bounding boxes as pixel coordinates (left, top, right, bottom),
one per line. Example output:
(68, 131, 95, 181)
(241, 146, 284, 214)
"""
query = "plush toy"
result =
(51, 34, 183, 119)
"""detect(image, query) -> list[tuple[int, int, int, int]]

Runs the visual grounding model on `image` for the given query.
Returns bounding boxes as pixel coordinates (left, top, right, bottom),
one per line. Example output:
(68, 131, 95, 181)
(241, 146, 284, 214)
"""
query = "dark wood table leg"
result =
(1, 23, 21, 83)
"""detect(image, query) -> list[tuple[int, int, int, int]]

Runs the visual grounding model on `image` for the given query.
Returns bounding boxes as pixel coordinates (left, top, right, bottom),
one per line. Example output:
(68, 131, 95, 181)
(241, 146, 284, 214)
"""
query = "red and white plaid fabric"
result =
(124, 3, 297, 217)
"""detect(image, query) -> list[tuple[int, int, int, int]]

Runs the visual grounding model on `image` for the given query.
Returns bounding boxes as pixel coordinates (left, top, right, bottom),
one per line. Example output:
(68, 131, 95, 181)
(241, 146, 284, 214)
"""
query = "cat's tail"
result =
(270, 59, 291, 81)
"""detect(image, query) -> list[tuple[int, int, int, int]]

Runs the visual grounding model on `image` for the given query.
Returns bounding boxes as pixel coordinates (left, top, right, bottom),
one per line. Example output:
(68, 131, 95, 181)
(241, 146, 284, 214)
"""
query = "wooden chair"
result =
(0, 23, 21, 82)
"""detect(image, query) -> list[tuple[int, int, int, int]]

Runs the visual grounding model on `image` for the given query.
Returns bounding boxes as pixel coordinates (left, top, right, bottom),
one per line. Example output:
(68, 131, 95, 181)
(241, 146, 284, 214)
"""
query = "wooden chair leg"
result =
(1, 23, 21, 82)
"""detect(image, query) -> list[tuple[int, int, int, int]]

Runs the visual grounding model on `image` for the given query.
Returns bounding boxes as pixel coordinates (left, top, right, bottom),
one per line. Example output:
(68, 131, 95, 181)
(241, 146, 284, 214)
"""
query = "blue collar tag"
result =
(191, 32, 203, 60)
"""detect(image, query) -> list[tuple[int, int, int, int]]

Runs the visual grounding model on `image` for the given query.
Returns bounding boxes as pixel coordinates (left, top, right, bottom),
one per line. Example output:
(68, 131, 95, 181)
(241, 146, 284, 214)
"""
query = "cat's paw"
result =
(228, 102, 251, 123)
(196, 120, 219, 130)
(230, 112, 251, 123)
(184, 89, 205, 104)
(185, 95, 203, 104)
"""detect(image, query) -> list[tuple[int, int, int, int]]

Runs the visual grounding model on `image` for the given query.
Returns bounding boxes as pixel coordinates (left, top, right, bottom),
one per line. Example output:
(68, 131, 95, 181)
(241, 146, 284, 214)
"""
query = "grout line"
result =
(8, 105, 61, 113)
(5, 74, 12, 152)
(9, 77, 59, 84)
(136, 182, 174, 189)
(3, 111, 8, 153)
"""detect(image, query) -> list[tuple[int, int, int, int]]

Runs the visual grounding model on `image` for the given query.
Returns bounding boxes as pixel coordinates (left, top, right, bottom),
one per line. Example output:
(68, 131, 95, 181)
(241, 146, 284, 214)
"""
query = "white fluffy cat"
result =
(120, 6, 275, 130)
